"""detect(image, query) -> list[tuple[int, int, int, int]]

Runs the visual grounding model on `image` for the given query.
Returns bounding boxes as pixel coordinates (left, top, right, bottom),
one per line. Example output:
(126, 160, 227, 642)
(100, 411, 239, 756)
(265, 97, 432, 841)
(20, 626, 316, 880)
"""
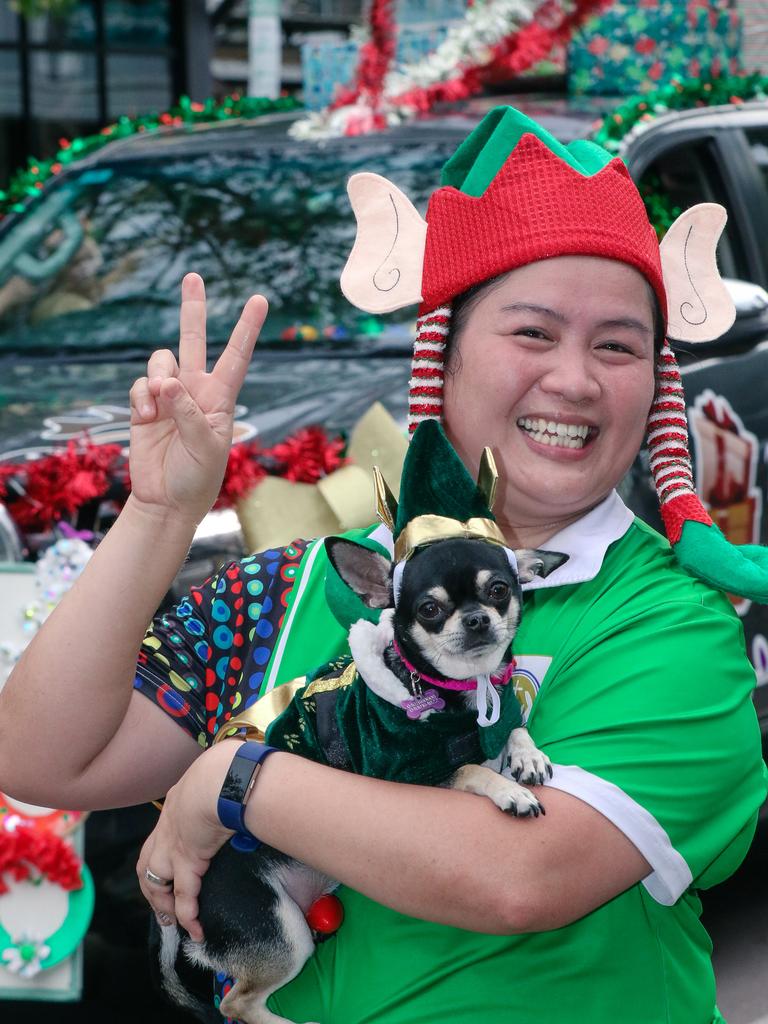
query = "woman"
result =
(0, 107, 764, 1024)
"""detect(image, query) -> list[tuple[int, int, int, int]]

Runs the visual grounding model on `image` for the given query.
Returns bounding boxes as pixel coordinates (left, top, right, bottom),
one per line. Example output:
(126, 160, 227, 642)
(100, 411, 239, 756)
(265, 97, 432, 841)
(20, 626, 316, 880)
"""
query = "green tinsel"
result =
(0, 93, 303, 222)
(592, 72, 768, 236)
(592, 71, 768, 154)
(10, 0, 77, 16)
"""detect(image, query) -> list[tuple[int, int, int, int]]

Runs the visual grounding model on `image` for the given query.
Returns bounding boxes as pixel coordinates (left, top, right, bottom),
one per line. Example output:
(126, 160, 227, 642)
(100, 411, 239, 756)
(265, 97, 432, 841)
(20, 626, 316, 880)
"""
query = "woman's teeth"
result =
(517, 417, 591, 449)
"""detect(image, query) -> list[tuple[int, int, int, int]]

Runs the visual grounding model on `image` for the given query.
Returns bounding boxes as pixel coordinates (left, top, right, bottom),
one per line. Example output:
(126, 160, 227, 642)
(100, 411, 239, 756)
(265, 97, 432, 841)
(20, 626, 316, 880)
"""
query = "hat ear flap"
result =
(660, 203, 736, 343)
(340, 172, 427, 314)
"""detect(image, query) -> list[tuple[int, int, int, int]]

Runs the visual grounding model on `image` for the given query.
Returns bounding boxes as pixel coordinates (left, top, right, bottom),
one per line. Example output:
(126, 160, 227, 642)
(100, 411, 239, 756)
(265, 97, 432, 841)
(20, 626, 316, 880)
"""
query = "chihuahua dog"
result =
(156, 535, 566, 1024)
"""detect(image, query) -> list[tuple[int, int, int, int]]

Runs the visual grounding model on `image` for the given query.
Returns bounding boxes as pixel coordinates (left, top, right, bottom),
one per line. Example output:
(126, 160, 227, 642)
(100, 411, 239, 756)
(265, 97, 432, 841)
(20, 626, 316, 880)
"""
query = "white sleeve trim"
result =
(544, 763, 693, 905)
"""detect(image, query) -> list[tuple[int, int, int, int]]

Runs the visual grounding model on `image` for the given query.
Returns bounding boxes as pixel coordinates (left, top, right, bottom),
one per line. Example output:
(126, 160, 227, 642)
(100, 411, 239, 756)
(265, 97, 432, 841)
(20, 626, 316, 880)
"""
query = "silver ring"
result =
(145, 867, 173, 888)
(156, 913, 174, 927)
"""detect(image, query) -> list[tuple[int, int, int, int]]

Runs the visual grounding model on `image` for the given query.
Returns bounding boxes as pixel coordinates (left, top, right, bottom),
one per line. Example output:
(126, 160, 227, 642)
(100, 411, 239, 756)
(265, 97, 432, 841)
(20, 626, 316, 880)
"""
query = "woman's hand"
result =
(136, 740, 244, 941)
(128, 273, 268, 525)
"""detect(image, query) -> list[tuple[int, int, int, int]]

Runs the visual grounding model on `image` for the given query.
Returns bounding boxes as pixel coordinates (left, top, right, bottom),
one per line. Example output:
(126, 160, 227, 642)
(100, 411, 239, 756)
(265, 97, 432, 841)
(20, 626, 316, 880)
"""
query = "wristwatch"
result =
(217, 740, 278, 852)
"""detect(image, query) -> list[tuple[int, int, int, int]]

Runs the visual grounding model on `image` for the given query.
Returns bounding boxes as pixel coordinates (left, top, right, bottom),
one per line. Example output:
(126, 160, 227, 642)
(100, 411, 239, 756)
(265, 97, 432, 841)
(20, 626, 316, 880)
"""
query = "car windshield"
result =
(0, 126, 457, 355)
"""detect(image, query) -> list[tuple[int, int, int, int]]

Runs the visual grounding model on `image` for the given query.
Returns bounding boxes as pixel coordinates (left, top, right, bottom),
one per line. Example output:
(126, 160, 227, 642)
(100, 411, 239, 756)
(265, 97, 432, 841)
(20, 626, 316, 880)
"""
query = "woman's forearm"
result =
(244, 750, 543, 934)
(240, 751, 649, 935)
(0, 495, 198, 791)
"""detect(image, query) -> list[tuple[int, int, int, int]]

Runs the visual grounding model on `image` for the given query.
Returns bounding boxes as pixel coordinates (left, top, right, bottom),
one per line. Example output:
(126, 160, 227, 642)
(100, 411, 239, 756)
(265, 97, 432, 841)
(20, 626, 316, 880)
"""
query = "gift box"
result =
(688, 392, 762, 611)
(711, 499, 759, 547)
(568, 0, 743, 96)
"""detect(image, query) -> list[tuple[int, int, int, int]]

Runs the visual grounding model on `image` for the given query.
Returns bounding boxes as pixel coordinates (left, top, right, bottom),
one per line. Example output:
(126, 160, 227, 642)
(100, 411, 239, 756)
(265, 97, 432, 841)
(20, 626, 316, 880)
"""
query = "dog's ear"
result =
(514, 549, 569, 584)
(325, 537, 392, 608)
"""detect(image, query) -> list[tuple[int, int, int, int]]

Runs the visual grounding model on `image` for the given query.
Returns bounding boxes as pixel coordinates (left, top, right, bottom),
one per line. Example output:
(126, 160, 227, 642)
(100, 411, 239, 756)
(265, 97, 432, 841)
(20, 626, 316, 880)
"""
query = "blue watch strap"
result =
(217, 740, 278, 850)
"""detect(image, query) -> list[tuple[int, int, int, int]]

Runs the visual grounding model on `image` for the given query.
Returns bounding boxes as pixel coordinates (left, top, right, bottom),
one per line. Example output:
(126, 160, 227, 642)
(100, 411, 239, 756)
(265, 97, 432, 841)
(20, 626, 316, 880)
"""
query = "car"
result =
(1, 94, 767, 729)
(0, 91, 766, 1021)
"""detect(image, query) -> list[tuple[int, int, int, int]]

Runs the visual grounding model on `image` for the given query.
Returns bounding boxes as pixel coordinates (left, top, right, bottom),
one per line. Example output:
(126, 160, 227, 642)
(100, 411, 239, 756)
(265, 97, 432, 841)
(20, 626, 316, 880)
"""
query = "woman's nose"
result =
(539, 352, 601, 404)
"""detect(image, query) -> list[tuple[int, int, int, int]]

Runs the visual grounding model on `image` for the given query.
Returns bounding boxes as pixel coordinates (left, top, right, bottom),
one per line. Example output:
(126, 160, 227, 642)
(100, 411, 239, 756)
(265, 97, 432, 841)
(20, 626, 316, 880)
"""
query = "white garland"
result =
(289, 0, 548, 141)
(384, 0, 540, 97)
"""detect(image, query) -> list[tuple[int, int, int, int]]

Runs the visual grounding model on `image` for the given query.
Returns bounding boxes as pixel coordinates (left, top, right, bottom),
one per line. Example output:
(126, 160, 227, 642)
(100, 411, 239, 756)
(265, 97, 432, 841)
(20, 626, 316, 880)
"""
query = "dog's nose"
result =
(463, 611, 491, 633)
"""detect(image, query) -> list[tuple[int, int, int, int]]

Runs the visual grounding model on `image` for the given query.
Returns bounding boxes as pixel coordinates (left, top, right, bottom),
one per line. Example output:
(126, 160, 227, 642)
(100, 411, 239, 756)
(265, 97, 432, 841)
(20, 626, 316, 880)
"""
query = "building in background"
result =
(209, 0, 364, 98)
(0, 0, 211, 184)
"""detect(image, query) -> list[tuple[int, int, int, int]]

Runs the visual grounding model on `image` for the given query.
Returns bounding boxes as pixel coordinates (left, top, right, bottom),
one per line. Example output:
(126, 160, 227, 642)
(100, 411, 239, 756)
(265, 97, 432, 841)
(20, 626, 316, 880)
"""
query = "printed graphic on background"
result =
(688, 389, 763, 616)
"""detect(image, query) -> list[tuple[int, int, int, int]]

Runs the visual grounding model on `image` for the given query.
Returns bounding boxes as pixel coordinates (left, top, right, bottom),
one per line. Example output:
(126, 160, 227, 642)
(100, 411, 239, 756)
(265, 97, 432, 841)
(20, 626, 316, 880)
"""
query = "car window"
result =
(0, 134, 455, 355)
(745, 126, 768, 207)
(638, 138, 747, 280)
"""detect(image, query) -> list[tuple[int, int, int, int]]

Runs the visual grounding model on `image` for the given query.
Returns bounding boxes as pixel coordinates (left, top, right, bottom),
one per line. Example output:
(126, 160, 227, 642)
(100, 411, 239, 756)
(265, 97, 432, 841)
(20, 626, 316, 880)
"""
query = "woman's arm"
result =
(138, 740, 650, 939)
(0, 497, 201, 805)
(0, 276, 267, 808)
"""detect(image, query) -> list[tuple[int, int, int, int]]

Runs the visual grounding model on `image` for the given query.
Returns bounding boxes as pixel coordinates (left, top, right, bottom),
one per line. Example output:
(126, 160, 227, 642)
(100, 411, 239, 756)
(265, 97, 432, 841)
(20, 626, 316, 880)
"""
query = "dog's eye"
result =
(488, 582, 510, 602)
(418, 600, 441, 620)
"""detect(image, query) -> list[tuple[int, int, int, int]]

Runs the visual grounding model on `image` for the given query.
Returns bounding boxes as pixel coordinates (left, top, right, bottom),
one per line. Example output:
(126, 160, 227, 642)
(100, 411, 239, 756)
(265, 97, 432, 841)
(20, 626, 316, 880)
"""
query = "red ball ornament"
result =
(306, 894, 344, 936)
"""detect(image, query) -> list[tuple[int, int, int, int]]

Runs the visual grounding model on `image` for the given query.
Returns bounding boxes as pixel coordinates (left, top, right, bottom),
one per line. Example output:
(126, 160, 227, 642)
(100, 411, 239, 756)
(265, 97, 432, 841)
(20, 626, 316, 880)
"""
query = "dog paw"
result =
(503, 748, 552, 787)
(502, 729, 553, 786)
(496, 781, 544, 818)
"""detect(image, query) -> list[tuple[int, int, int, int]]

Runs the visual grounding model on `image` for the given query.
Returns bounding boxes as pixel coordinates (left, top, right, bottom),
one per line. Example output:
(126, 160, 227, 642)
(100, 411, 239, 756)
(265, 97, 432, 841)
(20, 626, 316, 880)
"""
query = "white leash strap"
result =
(475, 673, 501, 727)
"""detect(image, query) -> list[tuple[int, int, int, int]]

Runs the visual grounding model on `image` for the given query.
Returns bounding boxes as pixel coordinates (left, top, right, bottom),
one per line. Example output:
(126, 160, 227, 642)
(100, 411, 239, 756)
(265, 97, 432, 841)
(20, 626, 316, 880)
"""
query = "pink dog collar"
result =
(392, 639, 515, 691)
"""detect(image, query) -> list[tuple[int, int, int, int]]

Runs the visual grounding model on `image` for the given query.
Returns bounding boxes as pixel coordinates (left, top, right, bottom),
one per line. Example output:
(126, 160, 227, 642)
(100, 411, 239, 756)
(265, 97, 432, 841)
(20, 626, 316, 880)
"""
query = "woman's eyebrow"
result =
(597, 317, 652, 335)
(500, 303, 651, 336)
(499, 302, 568, 322)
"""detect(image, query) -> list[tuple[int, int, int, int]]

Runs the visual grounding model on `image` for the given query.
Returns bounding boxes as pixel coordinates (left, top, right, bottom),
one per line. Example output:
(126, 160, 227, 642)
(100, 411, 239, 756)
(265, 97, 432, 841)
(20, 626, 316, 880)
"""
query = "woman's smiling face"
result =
(442, 256, 657, 542)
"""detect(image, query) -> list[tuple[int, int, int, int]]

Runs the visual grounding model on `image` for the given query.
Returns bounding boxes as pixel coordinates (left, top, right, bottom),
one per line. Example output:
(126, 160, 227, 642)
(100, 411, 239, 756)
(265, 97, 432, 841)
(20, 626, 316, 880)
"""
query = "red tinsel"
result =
(0, 825, 83, 894)
(389, 0, 614, 117)
(265, 426, 347, 484)
(330, 0, 396, 116)
(214, 441, 267, 510)
(0, 424, 349, 537)
(0, 440, 123, 532)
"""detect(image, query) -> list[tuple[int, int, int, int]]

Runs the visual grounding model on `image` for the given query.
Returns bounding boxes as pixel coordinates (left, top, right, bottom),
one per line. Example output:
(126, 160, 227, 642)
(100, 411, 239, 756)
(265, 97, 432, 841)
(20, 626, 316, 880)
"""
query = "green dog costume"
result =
(263, 419, 523, 785)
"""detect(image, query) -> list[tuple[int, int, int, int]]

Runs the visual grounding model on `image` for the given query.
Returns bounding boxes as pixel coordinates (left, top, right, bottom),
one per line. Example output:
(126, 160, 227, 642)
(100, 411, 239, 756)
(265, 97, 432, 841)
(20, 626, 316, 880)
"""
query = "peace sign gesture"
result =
(128, 273, 268, 525)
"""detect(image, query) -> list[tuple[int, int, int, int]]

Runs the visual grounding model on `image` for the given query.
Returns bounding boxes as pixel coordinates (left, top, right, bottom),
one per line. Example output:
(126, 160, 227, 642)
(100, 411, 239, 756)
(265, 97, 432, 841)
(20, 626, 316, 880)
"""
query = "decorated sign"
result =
(688, 389, 762, 615)
(0, 553, 94, 1000)
(0, 818, 93, 1000)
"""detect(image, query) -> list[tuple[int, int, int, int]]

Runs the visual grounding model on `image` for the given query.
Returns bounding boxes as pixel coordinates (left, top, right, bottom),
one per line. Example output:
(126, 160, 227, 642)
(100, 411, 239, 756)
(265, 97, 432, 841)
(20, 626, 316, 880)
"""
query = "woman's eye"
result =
(418, 601, 440, 620)
(598, 341, 634, 355)
(515, 327, 549, 340)
(488, 582, 510, 601)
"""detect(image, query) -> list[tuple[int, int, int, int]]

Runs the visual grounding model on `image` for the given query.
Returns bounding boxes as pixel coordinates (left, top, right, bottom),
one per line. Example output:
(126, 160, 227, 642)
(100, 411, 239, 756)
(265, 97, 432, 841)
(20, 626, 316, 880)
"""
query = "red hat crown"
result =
(419, 133, 666, 318)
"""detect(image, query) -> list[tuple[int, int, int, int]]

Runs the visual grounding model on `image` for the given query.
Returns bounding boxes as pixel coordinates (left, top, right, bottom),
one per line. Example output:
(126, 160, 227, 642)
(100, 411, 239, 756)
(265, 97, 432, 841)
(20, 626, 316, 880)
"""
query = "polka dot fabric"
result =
(134, 540, 309, 747)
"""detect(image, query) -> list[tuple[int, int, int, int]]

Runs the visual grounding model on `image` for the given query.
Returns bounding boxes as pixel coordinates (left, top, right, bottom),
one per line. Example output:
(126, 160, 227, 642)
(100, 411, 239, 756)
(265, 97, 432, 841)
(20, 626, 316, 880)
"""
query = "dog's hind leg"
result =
(218, 888, 319, 1024)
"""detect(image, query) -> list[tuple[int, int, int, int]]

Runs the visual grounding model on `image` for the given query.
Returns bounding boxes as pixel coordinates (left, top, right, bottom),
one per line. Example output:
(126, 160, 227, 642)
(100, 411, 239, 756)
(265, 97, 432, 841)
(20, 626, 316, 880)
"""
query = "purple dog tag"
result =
(401, 689, 446, 720)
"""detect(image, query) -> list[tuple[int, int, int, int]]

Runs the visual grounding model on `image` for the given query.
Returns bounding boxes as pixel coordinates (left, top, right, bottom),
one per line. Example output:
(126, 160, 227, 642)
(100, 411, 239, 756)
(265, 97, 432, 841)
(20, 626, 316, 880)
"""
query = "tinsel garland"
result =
(593, 72, 768, 155)
(592, 72, 768, 234)
(266, 426, 347, 483)
(383, 0, 541, 98)
(10, 0, 76, 15)
(0, 93, 302, 222)
(329, 0, 397, 132)
(0, 441, 124, 532)
(0, 826, 82, 894)
(0, 425, 347, 537)
(392, 0, 610, 113)
(291, 0, 612, 139)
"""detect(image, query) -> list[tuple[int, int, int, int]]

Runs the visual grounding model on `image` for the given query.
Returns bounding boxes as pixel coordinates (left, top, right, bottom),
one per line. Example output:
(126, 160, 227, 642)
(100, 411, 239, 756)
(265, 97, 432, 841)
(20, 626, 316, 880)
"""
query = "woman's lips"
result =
(516, 416, 598, 450)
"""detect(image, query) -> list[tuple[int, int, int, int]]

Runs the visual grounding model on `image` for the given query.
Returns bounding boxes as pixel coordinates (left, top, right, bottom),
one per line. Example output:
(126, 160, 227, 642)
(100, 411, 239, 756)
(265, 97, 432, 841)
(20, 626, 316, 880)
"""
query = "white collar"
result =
(520, 490, 634, 591)
(367, 489, 634, 593)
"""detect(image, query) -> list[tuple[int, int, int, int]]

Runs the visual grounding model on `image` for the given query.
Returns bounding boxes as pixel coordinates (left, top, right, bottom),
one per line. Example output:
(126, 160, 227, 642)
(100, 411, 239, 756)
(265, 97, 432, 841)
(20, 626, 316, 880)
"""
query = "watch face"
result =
(220, 755, 257, 805)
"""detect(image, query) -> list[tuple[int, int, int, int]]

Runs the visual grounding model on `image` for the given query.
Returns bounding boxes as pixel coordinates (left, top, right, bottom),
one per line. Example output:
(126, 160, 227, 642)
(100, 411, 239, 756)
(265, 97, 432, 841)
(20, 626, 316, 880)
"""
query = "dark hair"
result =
(443, 270, 665, 375)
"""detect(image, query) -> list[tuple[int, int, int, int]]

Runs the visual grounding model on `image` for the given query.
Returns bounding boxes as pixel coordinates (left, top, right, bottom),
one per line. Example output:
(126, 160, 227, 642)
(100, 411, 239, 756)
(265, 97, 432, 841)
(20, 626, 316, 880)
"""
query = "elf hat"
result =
(339, 105, 768, 603)
(375, 417, 504, 564)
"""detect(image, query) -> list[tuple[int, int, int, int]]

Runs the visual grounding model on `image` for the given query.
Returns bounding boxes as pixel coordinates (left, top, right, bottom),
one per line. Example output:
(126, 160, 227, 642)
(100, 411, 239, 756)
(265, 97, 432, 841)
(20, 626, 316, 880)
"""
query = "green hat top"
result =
(376, 420, 505, 562)
(441, 105, 615, 197)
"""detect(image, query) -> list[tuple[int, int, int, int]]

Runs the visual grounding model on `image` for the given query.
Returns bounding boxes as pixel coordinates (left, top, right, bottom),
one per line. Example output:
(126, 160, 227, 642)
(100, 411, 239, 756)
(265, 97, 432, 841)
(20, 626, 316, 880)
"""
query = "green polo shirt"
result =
(263, 493, 766, 1024)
